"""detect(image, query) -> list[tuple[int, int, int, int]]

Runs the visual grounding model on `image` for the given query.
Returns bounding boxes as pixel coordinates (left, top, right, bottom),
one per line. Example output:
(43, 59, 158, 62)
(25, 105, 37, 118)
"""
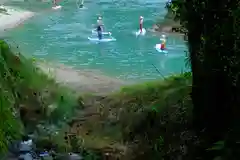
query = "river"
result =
(5, 0, 187, 81)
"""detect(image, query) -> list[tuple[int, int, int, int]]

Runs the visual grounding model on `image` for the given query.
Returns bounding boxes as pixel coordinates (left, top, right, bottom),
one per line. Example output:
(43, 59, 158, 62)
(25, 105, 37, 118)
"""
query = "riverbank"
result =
(148, 10, 186, 36)
(36, 61, 131, 95)
(0, 5, 34, 32)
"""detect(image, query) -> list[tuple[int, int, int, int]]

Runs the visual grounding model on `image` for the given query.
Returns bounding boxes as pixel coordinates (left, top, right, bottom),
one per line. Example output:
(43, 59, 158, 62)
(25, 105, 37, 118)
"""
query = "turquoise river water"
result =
(5, 0, 187, 81)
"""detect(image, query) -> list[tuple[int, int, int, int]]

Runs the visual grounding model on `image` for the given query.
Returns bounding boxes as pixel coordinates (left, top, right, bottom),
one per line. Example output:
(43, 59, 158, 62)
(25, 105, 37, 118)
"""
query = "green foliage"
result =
(0, 39, 80, 153)
(113, 72, 192, 113)
(207, 141, 225, 151)
(77, 73, 192, 159)
(119, 74, 193, 159)
(165, 0, 188, 32)
(69, 136, 82, 153)
(172, 0, 240, 159)
(0, 40, 23, 152)
(82, 150, 101, 160)
(35, 136, 71, 152)
(166, 0, 181, 21)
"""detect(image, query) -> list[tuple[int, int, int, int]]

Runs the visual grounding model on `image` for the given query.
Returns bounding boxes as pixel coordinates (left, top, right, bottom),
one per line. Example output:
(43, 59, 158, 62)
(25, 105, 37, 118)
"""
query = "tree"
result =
(168, 0, 240, 158)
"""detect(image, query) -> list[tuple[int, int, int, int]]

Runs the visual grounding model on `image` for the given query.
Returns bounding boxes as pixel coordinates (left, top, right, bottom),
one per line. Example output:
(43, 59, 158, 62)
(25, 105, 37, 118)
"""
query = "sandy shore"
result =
(36, 62, 132, 94)
(0, 5, 34, 32)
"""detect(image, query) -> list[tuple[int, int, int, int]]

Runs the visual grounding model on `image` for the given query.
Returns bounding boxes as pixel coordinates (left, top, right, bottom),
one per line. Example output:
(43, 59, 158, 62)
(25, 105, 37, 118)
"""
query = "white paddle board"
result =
(79, 6, 87, 9)
(52, 5, 62, 10)
(88, 37, 116, 42)
(92, 30, 111, 35)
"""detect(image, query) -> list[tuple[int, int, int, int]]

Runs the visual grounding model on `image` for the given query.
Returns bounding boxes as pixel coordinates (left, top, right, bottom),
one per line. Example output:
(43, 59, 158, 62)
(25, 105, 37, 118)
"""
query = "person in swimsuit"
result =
(160, 35, 166, 50)
(53, 0, 57, 6)
(139, 16, 144, 33)
(79, 0, 84, 8)
(160, 39, 166, 50)
(96, 16, 104, 40)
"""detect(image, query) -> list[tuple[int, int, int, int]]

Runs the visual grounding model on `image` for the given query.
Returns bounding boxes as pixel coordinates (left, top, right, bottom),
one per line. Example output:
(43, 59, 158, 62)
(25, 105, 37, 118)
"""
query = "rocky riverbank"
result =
(149, 12, 187, 36)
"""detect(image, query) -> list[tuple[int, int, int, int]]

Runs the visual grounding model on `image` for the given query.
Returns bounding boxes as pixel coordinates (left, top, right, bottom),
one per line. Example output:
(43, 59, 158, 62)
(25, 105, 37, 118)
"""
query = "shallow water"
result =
(5, 0, 188, 81)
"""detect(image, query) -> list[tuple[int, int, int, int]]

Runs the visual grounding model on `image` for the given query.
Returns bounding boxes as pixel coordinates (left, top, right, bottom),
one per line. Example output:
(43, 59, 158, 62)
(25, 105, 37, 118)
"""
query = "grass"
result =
(0, 39, 81, 153)
(65, 72, 193, 159)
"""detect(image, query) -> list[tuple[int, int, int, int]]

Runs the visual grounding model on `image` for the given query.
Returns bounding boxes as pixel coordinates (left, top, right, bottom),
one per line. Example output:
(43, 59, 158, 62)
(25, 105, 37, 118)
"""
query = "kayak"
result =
(136, 28, 146, 36)
(155, 44, 168, 53)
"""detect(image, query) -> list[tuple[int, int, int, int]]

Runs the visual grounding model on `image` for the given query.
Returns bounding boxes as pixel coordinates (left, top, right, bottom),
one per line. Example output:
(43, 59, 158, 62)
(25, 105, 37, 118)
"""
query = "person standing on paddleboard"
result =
(96, 16, 104, 40)
(160, 35, 166, 50)
(79, 0, 84, 8)
(53, 0, 59, 6)
(161, 39, 166, 50)
(139, 16, 144, 33)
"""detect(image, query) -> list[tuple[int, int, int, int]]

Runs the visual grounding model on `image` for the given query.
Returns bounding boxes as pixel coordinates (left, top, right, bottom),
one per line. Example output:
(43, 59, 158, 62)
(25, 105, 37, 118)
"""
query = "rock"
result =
(68, 153, 83, 160)
(152, 24, 159, 31)
(57, 153, 83, 160)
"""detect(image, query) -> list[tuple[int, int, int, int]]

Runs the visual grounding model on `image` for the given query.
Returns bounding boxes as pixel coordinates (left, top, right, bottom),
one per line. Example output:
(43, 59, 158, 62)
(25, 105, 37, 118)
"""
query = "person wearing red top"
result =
(160, 43, 165, 50)
(160, 36, 166, 50)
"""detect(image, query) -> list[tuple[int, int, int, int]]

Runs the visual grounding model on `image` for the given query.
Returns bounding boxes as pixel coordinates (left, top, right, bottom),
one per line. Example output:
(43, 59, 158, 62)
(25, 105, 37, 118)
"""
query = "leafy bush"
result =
(0, 39, 81, 153)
